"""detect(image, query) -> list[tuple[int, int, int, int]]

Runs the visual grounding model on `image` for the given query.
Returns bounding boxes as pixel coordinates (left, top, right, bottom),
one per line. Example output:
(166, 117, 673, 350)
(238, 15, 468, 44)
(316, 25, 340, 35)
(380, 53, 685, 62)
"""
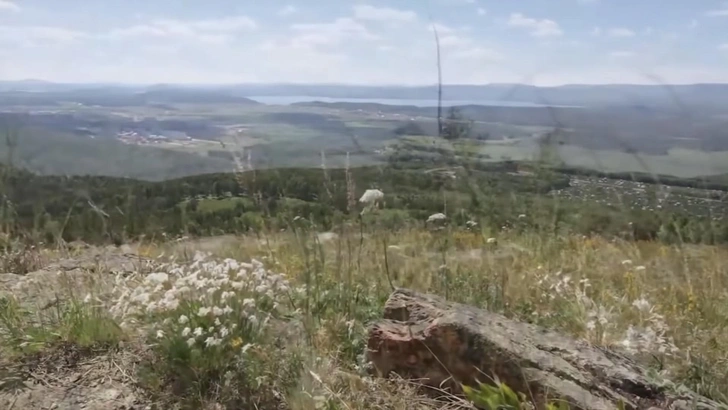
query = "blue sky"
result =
(0, 0, 726, 85)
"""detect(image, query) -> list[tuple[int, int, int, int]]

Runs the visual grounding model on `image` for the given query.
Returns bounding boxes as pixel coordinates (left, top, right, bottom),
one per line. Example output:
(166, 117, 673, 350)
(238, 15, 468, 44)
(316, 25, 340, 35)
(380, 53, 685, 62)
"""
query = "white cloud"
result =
(430, 22, 457, 35)
(279, 5, 297, 16)
(609, 50, 635, 58)
(353, 5, 417, 22)
(688, 19, 698, 29)
(719, 44, 728, 51)
(606, 27, 635, 38)
(591, 27, 602, 36)
(0, 0, 19, 12)
(451, 46, 503, 62)
(507, 13, 563, 37)
(706, 7, 728, 16)
(0, 26, 85, 45)
(106, 16, 256, 45)
(291, 18, 379, 45)
(190, 16, 257, 32)
(477, 8, 487, 16)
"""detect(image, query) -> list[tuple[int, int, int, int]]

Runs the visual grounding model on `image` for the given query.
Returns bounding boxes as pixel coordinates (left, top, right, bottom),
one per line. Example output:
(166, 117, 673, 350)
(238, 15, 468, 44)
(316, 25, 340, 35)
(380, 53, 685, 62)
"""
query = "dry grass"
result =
(143, 223, 728, 405)
(2, 224, 728, 408)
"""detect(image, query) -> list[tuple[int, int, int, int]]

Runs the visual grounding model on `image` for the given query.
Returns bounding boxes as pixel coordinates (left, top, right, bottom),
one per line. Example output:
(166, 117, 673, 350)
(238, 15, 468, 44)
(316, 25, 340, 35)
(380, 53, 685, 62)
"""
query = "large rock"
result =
(366, 289, 722, 410)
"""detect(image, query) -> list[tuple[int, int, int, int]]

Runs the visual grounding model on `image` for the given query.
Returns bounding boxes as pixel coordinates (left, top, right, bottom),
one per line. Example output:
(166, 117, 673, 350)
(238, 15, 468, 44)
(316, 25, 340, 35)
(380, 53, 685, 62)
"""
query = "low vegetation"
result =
(0, 117, 727, 407)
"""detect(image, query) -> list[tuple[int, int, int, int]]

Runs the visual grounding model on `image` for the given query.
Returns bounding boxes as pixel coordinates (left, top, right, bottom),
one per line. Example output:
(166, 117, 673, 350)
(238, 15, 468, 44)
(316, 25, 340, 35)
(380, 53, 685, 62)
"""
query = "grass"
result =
(12, 220, 715, 408)
(1, 197, 728, 408)
(0, 295, 124, 357)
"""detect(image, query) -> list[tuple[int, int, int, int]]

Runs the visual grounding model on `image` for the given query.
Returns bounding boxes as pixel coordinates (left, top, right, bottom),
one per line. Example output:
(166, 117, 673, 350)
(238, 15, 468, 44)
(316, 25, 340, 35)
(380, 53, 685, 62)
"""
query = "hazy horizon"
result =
(4, 79, 728, 88)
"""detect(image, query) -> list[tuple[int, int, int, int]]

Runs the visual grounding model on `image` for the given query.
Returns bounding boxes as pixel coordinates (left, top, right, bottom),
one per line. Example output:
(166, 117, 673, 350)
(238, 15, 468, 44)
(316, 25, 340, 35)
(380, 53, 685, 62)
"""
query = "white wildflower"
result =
(193, 327, 204, 337)
(632, 298, 651, 312)
(359, 189, 384, 204)
(486, 237, 497, 244)
(178, 315, 189, 325)
(426, 213, 447, 223)
(186, 337, 196, 347)
(156, 330, 165, 339)
(635, 265, 646, 272)
(204, 336, 222, 347)
(182, 327, 191, 337)
(197, 307, 211, 317)
(621, 259, 633, 265)
(145, 272, 169, 284)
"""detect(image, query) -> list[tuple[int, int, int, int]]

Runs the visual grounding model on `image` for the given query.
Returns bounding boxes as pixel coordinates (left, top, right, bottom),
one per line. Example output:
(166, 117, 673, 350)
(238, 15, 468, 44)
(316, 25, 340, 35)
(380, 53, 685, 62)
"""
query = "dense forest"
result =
(0, 160, 726, 246)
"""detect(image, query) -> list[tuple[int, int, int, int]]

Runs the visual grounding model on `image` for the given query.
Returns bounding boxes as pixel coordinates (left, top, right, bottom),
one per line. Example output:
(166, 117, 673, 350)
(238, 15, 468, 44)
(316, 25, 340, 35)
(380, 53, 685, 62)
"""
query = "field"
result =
(2, 220, 728, 409)
(1, 85, 728, 408)
(4, 94, 728, 180)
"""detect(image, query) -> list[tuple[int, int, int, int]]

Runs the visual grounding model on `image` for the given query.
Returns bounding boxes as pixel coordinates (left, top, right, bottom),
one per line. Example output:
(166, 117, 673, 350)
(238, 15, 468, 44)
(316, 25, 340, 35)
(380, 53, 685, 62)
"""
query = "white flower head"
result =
(178, 315, 189, 325)
(632, 298, 651, 312)
(426, 213, 447, 223)
(359, 189, 384, 204)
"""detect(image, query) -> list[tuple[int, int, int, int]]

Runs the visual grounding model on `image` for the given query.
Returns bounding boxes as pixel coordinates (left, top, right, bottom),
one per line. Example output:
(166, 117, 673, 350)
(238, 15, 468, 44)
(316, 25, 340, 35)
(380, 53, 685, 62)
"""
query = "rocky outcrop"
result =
(0, 246, 149, 310)
(366, 289, 723, 410)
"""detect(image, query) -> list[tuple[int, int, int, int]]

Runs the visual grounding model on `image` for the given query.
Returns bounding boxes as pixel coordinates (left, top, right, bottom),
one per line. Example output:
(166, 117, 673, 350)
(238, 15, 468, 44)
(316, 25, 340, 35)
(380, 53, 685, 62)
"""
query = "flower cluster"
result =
(530, 269, 678, 356)
(110, 251, 291, 351)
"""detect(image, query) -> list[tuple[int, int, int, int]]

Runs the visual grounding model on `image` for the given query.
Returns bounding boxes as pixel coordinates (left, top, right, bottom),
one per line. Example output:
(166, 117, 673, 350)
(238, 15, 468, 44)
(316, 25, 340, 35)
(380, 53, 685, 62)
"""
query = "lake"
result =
(248, 95, 565, 108)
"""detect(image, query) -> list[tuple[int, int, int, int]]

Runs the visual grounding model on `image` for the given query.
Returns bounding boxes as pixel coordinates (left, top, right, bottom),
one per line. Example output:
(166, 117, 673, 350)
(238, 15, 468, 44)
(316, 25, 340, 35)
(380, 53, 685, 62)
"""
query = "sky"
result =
(0, 0, 727, 86)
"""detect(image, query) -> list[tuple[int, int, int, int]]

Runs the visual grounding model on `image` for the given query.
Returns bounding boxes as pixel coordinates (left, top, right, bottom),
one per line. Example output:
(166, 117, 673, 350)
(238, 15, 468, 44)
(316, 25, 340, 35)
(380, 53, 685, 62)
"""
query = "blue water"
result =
(248, 95, 555, 108)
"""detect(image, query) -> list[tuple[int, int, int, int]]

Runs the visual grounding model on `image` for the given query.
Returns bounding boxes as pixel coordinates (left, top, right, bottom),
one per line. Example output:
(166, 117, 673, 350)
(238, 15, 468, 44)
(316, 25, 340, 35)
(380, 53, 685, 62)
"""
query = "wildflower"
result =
(212, 306, 224, 316)
(231, 337, 243, 349)
(632, 298, 651, 312)
(635, 266, 646, 272)
(197, 307, 211, 317)
(145, 272, 169, 284)
(486, 237, 497, 244)
(426, 213, 447, 223)
(220, 326, 230, 338)
(156, 330, 165, 339)
(178, 315, 189, 325)
(186, 337, 196, 347)
(621, 259, 633, 266)
(182, 327, 191, 337)
(204, 336, 222, 347)
(193, 327, 204, 337)
(359, 189, 384, 204)
(222, 305, 233, 315)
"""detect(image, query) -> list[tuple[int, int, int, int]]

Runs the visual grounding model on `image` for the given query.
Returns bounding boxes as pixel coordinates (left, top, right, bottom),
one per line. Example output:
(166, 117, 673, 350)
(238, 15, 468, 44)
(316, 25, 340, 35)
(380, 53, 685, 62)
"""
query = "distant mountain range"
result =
(1, 80, 728, 108)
